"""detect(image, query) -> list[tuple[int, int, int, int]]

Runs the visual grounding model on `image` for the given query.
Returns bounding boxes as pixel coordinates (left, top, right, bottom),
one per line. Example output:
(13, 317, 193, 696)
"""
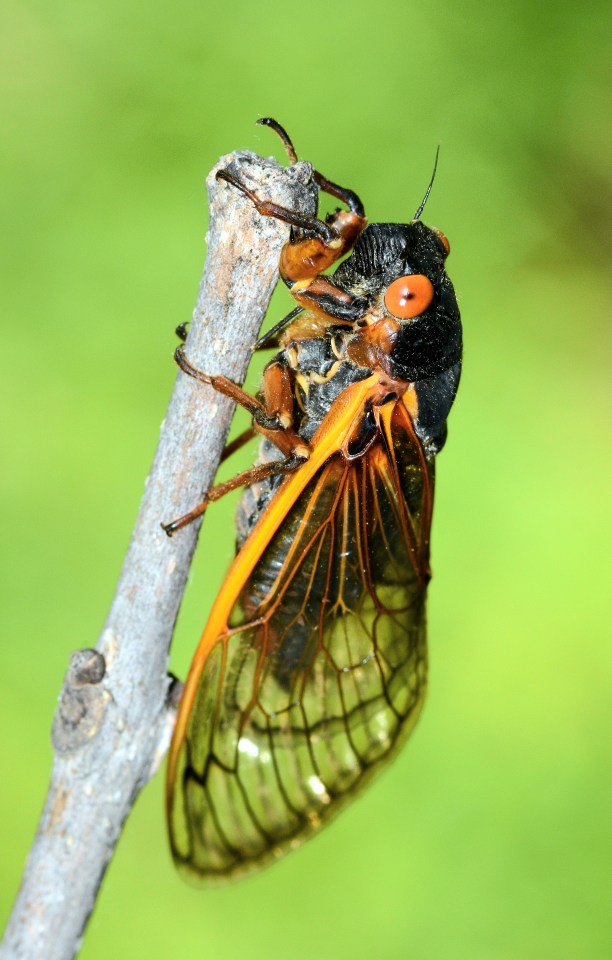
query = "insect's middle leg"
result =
(174, 345, 308, 458)
(161, 348, 310, 536)
(257, 359, 310, 459)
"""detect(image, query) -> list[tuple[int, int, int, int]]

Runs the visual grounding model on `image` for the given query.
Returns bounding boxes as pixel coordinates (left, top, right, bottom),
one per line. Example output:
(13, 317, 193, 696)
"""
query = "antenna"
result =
(413, 146, 441, 221)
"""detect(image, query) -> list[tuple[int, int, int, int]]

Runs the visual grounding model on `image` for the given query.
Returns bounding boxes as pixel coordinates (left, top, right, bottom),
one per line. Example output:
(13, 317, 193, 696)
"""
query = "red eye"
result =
(384, 274, 434, 319)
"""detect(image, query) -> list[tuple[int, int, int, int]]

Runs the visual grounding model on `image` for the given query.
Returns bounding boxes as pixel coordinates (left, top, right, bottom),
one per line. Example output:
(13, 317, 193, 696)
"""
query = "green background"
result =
(1, 0, 610, 957)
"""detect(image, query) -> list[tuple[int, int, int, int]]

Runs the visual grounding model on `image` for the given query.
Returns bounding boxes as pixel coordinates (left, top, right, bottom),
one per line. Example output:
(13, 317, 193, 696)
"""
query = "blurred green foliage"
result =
(1, 0, 610, 956)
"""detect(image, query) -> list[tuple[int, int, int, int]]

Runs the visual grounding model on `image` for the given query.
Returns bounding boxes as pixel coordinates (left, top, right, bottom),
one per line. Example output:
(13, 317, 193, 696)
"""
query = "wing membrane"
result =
(168, 400, 434, 880)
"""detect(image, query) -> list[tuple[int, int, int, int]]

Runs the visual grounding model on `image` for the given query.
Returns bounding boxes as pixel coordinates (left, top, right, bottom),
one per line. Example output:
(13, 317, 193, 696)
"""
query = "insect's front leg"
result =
(217, 168, 368, 325)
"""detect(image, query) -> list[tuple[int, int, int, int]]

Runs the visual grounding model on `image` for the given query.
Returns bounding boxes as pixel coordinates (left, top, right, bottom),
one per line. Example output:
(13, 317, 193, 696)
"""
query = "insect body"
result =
(165, 120, 462, 882)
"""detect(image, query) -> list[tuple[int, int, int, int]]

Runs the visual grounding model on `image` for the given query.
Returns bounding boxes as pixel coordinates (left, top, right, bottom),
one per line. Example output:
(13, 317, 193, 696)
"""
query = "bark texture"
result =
(0, 150, 318, 960)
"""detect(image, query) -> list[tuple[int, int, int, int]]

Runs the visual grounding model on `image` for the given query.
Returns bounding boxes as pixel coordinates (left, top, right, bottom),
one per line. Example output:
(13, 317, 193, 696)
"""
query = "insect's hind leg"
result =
(161, 456, 301, 536)
(219, 426, 257, 463)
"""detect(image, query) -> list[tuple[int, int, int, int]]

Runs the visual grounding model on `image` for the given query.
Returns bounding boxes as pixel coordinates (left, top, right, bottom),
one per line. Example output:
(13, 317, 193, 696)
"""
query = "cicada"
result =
(164, 120, 462, 882)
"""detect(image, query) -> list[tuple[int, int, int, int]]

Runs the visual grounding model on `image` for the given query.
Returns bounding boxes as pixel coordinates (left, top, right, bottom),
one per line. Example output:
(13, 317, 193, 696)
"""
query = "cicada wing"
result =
(168, 400, 434, 881)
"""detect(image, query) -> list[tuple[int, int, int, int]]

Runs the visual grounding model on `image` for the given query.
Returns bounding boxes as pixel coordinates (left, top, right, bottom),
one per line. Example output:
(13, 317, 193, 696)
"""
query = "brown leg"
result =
(287, 275, 366, 322)
(216, 169, 336, 243)
(161, 456, 301, 536)
(257, 118, 299, 163)
(219, 426, 257, 463)
(310, 169, 365, 217)
(176, 345, 310, 458)
(175, 345, 268, 420)
(256, 361, 310, 460)
(253, 306, 303, 350)
(217, 153, 366, 305)
(260, 361, 295, 427)
(164, 349, 312, 536)
(218, 167, 365, 284)
(257, 118, 365, 215)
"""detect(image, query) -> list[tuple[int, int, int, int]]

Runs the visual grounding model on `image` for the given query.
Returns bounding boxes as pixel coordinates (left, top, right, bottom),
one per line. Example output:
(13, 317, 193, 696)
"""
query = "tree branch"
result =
(0, 150, 318, 960)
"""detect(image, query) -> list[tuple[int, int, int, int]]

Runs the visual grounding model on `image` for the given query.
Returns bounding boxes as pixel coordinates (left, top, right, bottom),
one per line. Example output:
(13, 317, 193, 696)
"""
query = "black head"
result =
(333, 222, 446, 289)
(336, 221, 462, 382)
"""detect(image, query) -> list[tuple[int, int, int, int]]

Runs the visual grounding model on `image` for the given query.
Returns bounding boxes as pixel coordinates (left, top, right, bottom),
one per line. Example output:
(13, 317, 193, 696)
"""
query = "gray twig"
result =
(1, 150, 317, 960)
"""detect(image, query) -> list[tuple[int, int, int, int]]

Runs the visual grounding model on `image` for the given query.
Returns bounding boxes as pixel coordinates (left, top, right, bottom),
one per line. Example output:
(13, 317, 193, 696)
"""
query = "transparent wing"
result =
(168, 400, 434, 881)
